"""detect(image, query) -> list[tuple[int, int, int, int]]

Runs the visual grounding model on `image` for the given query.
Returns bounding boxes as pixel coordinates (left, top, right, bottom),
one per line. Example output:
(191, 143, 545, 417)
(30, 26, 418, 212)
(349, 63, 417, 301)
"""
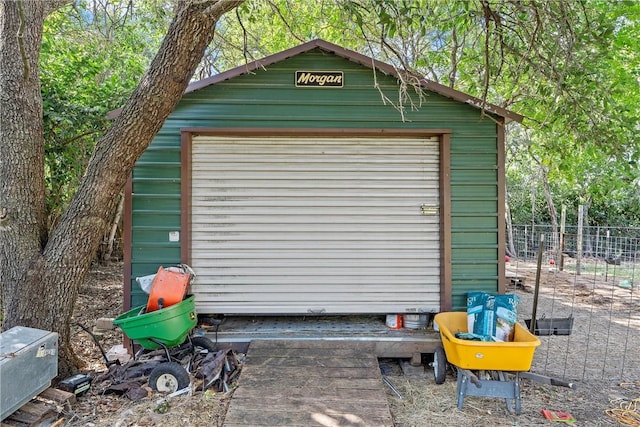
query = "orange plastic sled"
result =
(145, 266, 191, 313)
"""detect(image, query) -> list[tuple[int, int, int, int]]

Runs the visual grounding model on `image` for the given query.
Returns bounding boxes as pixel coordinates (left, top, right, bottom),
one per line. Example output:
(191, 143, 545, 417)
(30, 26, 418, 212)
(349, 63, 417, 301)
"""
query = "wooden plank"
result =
(244, 355, 378, 368)
(374, 340, 440, 358)
(224, 340, 393, 427)
(234, 389, 386, 411)
(241, 365, 377, 379)
(4, 400, 57, 426)
(237, 376, 382, 389)
(2, 388, 71, 427)
(232, 386, 389, 402)
(38, 388, 76, 406)
(229, 405, 392, 420)
(246, 347, 376, 358)
(224, 407, 392, 427)
(247, 340, 376, 351)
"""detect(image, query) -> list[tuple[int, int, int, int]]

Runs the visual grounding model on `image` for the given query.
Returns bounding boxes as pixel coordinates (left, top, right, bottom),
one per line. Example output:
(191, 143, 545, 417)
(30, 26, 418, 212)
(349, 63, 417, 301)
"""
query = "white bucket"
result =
(403, 314, 429, 329)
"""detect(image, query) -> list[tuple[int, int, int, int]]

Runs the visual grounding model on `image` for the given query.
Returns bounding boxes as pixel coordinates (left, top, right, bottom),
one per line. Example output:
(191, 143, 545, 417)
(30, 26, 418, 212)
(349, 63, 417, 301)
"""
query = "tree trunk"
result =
(1, 1, 50, 329)
(539, 165, 559, 253)
(582, 197, 593, 256)
(505, 194, 516, 258)
(1, 0, 244, 377)
(101, 192, 124, 264)
(577, 204, 584, 275)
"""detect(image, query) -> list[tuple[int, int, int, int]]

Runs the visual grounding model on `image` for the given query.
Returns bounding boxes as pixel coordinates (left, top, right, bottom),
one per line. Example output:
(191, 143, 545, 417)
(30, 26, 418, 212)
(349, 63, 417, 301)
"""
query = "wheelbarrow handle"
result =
(520, 372, 576, 389)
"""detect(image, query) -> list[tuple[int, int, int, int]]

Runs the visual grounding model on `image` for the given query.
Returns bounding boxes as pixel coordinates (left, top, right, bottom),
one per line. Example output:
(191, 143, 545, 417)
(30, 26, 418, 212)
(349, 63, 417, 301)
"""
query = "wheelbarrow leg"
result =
(514, 372, 521, 414)
(456, 368, 481, 411)
(456, 368, 522, 415)
(497, 371, 521, 415)
(456, 369, 465, 410)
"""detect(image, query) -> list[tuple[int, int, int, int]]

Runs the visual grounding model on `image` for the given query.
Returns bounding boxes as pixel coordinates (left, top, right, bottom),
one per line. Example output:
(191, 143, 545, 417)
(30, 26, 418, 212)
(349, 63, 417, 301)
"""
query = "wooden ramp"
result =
(224, 340, 394, 427)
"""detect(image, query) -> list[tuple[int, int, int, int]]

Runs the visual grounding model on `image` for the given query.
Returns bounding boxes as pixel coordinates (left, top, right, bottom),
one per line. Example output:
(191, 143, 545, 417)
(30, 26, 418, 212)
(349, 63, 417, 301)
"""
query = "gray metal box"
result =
(0, 326, 58, 420)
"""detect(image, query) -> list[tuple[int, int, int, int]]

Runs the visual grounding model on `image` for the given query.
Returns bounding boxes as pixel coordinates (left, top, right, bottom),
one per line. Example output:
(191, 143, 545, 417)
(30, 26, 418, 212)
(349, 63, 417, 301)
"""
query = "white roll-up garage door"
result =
(190, 135, 440, 314)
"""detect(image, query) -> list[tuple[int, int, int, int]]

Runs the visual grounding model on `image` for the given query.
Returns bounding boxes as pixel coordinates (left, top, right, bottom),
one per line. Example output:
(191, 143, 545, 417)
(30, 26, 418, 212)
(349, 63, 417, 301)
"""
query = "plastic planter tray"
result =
(525, 317, 573, 336)
(113, 295, 197, 350)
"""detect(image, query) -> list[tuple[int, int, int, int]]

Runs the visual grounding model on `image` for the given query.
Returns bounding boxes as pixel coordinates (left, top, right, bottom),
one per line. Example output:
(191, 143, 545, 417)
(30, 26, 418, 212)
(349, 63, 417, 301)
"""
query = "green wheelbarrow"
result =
(113, 295, 216, 393)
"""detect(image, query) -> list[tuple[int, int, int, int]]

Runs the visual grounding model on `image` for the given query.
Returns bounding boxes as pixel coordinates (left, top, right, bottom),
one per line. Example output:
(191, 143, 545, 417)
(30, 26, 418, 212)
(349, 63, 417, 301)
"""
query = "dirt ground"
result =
(60, 261, 640, 426)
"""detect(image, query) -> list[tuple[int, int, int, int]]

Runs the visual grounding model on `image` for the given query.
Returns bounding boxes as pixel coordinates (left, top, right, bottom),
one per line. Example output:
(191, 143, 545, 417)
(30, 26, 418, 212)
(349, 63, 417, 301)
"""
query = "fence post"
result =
(577, 205, 584, 275)
(559, 205, 566, 271)
(530, 234, 545, 334)
(605, 229, 610, 281)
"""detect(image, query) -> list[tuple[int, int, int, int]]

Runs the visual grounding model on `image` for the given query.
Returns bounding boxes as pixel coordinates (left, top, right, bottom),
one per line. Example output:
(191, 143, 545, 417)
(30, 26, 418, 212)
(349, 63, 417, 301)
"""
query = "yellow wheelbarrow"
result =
(433, 311, 541, 414)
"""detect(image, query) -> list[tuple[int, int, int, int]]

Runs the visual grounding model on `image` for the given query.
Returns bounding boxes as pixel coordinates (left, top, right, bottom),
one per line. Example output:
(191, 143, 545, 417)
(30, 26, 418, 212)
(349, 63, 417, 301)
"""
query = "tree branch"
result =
(235, 6, 250, 65)
(43, 0, 73, 16)
(481, 0, 491, 114)
(61, 130, 102, 147)
(267, 0, 305, 43)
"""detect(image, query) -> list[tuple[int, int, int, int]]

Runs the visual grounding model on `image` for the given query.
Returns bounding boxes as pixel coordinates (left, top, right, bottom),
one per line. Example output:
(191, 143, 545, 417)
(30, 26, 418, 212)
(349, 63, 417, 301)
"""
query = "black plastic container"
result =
(58, 373, 92, 396)
(525, 317, 573, 336)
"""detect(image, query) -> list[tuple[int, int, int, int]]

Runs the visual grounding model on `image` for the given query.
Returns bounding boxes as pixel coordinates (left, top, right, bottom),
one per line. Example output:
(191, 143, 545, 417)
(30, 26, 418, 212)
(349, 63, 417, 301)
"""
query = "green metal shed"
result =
(123, 39, 522, 319)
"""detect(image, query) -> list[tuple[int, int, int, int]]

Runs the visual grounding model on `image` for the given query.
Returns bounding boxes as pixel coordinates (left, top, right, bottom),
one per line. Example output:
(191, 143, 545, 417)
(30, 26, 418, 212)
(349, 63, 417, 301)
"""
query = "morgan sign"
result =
(295, 71, 343, 87)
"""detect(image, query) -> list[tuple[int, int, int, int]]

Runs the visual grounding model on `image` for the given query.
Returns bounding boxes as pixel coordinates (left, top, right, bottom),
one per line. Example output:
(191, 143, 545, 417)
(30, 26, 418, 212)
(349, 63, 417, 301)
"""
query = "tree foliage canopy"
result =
(41, 0, 168, 227)
(37, 0, 640, 228)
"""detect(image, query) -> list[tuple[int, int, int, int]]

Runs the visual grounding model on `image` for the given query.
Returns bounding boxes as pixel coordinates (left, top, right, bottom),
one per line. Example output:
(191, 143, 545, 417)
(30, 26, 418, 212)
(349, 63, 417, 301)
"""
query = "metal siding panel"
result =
(452, 248, 497, 261)
(132, 180, 181, 194)
(451, 199, 497, 214)
(450, 169, 498, 184)
(451, 279, 500, 309)
(452, 185, 498, 198)
(190, 136, 440, 314)
(453, 216, 497, 229)
(131, 246, 180, 262)
(131, 212, 180, 227)
(130, 142, 184, 310)
(450, 153, 496, 167)
(131, 194, 180, 211)
(449, 129, 499, 310)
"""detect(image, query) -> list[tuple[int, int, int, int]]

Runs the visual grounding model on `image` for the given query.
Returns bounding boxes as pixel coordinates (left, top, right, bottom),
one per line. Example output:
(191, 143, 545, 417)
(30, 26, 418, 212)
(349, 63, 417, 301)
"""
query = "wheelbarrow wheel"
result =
(149, 362, 190, 393)
(190, 336, 217, 353)
(432, 346, 447, 385)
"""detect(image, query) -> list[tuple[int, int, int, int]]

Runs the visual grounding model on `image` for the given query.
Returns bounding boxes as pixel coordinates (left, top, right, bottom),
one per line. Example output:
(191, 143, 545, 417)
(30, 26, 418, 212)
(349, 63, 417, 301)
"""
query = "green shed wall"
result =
(128, 49, 501, 310)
